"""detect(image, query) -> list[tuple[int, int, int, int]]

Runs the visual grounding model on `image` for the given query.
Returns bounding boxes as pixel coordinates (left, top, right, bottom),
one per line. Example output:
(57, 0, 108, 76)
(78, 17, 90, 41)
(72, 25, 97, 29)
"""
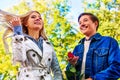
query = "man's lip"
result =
(80, 26, 87, 29)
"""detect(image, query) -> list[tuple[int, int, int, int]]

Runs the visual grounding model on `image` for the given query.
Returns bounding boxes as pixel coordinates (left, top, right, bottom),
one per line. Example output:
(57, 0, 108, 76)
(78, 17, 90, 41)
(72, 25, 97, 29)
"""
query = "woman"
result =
(3, 10, 63, 80)
(66, 13, 120, 80)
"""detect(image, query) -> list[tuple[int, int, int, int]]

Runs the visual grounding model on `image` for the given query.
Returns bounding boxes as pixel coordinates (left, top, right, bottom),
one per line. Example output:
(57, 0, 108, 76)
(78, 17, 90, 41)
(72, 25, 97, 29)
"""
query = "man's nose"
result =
(80, 22, 85, 27)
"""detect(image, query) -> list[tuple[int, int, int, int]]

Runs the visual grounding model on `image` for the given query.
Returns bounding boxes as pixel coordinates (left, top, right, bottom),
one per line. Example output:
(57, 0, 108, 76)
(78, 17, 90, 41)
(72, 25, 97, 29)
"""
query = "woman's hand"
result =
(9, 17, 21, 27)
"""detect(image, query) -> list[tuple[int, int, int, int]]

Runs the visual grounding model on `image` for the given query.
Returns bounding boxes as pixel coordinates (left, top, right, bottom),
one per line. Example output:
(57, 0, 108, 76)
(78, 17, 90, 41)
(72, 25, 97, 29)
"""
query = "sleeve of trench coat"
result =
(51, 51, 63, 80)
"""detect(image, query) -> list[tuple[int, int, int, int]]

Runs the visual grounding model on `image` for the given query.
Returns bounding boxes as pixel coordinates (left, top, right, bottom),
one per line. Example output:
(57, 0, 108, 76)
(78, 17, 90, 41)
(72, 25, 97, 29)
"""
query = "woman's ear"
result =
(24, 22, 28, 27)
(25, 24, 28, 27)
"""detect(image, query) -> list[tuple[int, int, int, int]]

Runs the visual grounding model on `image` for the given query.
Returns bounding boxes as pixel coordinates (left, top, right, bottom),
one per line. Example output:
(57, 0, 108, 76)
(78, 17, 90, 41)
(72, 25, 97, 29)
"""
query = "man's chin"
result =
(81, 31, 87, 34)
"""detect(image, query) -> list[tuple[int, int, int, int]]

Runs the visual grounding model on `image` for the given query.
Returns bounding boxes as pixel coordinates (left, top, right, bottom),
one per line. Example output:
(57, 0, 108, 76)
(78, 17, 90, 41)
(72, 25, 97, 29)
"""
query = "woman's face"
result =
(26, 12, 43, 31)
(78, 15, 97, 37)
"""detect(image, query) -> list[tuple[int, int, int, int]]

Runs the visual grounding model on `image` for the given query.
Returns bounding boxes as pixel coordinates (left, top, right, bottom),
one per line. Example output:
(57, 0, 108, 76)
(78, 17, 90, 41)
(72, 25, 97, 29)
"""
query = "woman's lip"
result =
(34, 21, 41, 24)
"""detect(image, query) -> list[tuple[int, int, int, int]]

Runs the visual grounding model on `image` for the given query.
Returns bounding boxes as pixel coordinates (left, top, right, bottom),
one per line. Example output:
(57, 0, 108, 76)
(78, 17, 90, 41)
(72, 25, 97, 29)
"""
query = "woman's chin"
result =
(32, 27, 42, 30)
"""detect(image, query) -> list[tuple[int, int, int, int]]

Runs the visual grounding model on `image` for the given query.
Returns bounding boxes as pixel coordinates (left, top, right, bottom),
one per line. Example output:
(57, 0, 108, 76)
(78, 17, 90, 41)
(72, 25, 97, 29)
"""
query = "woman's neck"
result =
(28, 30, 40, 40)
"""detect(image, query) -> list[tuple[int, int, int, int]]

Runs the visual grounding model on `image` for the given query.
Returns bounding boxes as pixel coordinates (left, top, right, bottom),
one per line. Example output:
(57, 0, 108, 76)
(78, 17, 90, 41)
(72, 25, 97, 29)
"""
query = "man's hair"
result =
(78, 12, 99, 31)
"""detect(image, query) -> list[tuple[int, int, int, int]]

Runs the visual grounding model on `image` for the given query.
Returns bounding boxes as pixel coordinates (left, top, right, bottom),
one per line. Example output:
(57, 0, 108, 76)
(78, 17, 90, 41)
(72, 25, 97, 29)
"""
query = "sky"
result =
(0, 0, 20, 9)
(0, 0, 83, 25)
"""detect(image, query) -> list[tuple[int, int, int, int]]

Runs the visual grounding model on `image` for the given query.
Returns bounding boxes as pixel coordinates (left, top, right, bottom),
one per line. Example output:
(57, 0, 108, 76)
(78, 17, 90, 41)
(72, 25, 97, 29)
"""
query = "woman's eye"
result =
(31, 16, 36, 18)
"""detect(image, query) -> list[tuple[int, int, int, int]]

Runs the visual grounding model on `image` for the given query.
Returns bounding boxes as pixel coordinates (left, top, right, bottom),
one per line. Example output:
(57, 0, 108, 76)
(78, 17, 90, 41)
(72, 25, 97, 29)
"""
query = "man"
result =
(66, 13, 120, 80)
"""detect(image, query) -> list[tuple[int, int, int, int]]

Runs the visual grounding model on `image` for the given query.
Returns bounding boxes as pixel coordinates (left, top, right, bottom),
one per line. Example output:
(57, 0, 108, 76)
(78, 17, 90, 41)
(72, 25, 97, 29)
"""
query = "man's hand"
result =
(67, 52, 79, 65)
(86, 78, 92, 80)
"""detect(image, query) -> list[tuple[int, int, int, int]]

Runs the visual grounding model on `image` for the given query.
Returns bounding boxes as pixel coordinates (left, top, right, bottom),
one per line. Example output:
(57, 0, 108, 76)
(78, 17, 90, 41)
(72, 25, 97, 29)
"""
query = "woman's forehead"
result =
(30, 12, 40, 16)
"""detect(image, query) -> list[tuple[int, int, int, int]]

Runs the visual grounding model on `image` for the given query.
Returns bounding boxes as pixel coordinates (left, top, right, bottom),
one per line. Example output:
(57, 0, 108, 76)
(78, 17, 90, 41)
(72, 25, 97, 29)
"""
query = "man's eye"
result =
(84, 19, 88, 22)
(79, 22, 81, 25)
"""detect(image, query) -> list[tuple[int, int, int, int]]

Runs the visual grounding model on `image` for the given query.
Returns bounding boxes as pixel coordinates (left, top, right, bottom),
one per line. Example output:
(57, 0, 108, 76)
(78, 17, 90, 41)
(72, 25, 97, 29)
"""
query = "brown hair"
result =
(2, 10, 48, 53)
(20, 10, 48, 40)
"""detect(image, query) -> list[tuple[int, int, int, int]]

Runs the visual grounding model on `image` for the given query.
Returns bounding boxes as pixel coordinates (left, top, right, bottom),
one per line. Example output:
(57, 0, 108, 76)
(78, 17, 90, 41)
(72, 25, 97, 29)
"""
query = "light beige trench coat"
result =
(12, 35, 62, 80)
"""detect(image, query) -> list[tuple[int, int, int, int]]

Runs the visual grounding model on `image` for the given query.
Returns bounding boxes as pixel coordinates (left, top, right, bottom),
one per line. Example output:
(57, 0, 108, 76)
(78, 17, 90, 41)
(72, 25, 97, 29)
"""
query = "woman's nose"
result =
(36, 18, 40, 21)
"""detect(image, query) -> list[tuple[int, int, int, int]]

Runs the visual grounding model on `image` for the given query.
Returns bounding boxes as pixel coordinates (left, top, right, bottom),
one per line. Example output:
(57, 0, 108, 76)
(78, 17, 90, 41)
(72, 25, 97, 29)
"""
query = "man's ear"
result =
(95, 21, 98, 28)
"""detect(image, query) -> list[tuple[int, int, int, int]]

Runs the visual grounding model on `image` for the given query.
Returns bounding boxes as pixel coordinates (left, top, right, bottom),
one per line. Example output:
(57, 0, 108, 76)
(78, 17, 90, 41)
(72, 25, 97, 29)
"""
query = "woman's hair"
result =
(78, 12, 99, 31)
(1, 10, 48, 53)
(20, 10, 48, 40)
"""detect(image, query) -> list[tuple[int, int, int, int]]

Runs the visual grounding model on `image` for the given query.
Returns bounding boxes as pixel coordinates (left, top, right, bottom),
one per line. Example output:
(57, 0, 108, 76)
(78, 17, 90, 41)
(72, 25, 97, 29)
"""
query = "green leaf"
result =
(70, 65, 76, 73)
(118, 78, 120, 80)
(65, 70, 75, 77)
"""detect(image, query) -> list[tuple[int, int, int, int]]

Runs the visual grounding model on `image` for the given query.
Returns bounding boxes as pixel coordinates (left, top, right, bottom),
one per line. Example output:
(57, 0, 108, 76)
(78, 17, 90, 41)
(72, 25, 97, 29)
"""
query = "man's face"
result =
(78, 15, 97, 37)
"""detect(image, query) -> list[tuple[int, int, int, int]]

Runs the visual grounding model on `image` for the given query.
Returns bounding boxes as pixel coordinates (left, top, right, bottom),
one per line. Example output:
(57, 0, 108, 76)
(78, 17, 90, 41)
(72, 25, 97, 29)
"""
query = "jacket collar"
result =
(79, 33, 102, 44)
(25, 34, 51, 44)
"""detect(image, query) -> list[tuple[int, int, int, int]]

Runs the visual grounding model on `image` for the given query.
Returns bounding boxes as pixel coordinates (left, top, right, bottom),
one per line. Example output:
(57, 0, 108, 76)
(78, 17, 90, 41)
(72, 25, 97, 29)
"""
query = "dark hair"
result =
(78, 12, 99, 31)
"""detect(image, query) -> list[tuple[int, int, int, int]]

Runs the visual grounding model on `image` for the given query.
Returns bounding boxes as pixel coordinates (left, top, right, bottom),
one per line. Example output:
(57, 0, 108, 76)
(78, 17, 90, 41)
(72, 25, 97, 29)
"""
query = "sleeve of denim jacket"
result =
(51, 49, 63, 80)
(91, 38, 120, 80)
(13, 26, 23, 35)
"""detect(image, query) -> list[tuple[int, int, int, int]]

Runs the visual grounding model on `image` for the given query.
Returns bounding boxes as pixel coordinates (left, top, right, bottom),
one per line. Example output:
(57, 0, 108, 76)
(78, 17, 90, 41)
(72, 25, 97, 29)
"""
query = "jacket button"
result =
(26, 74, 29, 77)
(48, 58, 51, 61)
(32, 54, 36, 57)
(41, 76, 44, 79)
(47, 72, 50, 74)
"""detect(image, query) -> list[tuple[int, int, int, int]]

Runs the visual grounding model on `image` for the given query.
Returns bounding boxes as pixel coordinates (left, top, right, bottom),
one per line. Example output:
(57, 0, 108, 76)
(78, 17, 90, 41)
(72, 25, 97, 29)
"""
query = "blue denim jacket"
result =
(66, 33, 120, 80)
